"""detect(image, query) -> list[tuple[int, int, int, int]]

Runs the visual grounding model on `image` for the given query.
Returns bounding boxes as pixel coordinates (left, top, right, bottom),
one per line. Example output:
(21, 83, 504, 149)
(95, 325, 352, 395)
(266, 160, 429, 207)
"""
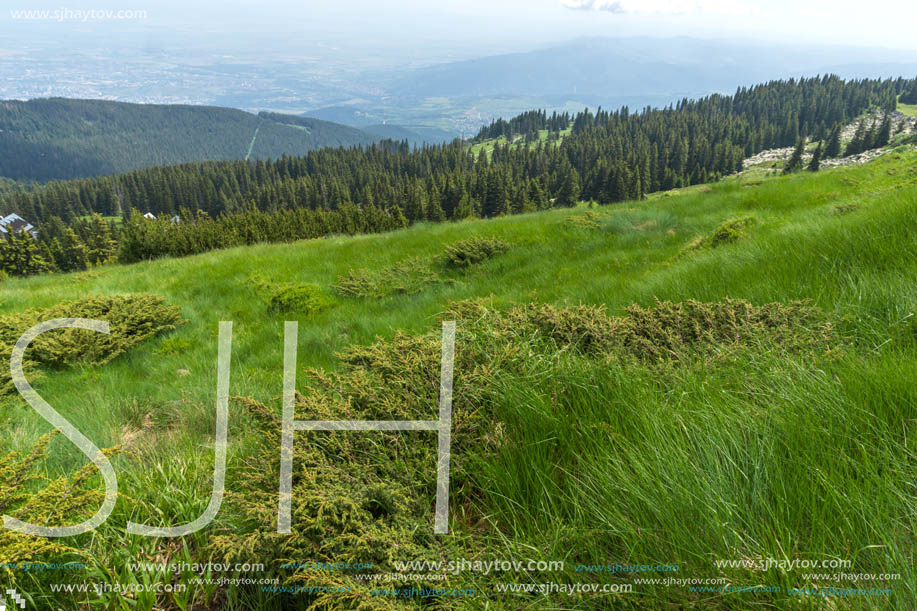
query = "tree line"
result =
(475, 110, 573, 141)
(0, 75, 913, 278)
(900, 77, 917, 105)
(0, 213, 118, 277)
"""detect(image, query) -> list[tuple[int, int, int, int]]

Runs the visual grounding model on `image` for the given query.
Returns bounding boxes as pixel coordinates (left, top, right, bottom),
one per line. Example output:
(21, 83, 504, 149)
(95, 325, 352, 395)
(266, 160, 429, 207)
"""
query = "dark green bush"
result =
(679, 216, 757, 260)
(0, 432, 118, 566)
(564, 211, 601, 229)
(833, 204, 858, 215)
(0, 294, 185, 397)
(267, 283, 332, 315)
(709, 216, 756, 247)
(212, 297, 843, 606)
(332, 257, 440, 299)
(443, 237, 510, 268)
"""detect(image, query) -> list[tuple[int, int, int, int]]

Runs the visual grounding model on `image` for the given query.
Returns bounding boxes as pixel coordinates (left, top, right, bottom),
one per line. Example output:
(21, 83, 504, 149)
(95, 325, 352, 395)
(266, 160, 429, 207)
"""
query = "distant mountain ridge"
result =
(0, 99, 388, 182)
(386, 36, 917, 108)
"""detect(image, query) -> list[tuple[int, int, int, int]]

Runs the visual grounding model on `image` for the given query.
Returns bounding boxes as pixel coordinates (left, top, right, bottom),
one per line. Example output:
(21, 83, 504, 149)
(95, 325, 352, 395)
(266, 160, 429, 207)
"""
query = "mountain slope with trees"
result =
(0, 99, 380, 182)
(0, 75, 913, 276)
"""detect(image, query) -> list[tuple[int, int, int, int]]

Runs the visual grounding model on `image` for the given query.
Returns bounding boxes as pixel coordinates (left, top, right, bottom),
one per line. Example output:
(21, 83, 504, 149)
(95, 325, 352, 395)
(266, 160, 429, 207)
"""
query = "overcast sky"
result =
(4, 0, 916, 54)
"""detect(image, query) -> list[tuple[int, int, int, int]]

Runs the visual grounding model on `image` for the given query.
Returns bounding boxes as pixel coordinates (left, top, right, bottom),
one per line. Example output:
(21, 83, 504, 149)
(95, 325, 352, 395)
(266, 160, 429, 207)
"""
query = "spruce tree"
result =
(83, 214, 118, 265)
(900, 78, 917, 104)
(807, 141, 823, 172)
(875, 115, 892, 148)
(846, 119, 867, 156)
(556, 167, 581, 207)
(58, 228, 89, 272)
(784, 137, 806, 174)
(825, 124, 842, 158)
(0, 232, 53, 277)
(528, 181, 549, 210)
(452, 194, 473, 220)
(427, 198, 446, 222)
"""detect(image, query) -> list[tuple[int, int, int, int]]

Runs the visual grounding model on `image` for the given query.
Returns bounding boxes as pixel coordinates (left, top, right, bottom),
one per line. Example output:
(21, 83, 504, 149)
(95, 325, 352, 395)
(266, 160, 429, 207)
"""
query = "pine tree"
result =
(845, 119, 867, 156)
(390, 205, 409, 229)
(807, 141, 823, 172)
(0, 232, 53, 277)
(58, 228, 89, 271)
(452, 194, 473, 220)
(83, 214, 118, 265)
(427, 198, 446, 222)
(825, 124, 842, 158)
(528, 181, 549, 210)
(510, 187, 532, 214)
(482, 171, 509, 217)
(875, 115, 892, 148)
(784, 137, 806, 174)
(556, 167, 581, 207)
(900, 78, 917, 104)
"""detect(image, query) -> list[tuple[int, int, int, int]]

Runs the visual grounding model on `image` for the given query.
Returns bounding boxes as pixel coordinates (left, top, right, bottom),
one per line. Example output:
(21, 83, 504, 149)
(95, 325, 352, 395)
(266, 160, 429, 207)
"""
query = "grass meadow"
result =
(1, 148, 916, 609)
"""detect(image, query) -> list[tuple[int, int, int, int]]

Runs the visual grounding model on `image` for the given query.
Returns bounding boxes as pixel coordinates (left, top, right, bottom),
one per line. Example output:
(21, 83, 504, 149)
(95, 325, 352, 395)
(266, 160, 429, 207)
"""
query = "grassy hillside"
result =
(469, 127, 571, 158)
(0, 99, 379, 182)
(1, 148, 916, 609)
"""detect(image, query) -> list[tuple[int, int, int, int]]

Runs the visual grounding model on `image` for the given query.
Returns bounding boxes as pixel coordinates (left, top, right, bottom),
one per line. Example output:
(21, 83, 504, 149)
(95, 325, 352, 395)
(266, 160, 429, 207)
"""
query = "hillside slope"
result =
(1, 150, 916, 609)
(0, 99, 379, 182)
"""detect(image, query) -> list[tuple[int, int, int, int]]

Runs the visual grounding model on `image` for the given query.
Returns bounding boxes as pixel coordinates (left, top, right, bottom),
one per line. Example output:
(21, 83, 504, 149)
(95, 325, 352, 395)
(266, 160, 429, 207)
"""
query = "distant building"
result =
(0, 213, 37, 240)
(170, 215, 181, 224)
(143, 212, 157, 220)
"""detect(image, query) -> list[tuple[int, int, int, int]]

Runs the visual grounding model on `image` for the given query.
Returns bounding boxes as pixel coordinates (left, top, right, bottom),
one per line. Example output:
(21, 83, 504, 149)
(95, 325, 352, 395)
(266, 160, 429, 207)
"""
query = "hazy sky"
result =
(4, 0, 916, 54)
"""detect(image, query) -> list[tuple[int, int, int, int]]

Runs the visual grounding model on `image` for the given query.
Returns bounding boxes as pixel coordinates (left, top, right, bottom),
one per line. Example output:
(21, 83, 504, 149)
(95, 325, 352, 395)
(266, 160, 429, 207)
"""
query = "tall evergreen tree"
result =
(825, 124, 842, 158)
(900, 78, 917, 104)
(58, 228, 89, 272)
(875, 115, 893, 148)
(556, 167, 581, 207)
(784, 137, 807, 174)
(0, 232, 53, 277)
(807, 141, 824, 172)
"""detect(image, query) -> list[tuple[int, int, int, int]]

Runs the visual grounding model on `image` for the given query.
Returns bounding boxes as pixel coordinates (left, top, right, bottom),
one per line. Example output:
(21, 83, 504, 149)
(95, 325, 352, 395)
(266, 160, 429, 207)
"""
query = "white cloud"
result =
(563, 0, 762, 16)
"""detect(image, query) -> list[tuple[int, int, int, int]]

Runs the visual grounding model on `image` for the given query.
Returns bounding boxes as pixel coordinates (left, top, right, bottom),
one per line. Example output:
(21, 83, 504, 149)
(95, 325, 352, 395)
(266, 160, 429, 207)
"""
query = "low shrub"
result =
(443, 237, 510, 268)
(444, 296, 841, 362)
(709, 216, 756, 247)
(564, 211, 601, 229)
(332, 257, 440, 299)
(211, 297, 843, 607)
(267, 283, 333, 315)
(0, 294, 185, 397)
(833, 204, 858, 215)
(0, 432, 118, 567)
(678, 216, 757, 260)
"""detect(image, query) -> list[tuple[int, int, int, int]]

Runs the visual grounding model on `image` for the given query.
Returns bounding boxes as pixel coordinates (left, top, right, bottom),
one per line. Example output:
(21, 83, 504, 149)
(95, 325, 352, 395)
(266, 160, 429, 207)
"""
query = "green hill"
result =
(0, 98, 379, 182)
(1, 148, 915, 609)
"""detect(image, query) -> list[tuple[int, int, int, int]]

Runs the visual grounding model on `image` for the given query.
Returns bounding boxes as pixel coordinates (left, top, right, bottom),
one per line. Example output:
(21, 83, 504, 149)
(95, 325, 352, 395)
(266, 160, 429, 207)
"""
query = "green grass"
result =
(898, 102, 917, 118)
(2, 147, 917, 609)
(469, 127, 571, 157)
